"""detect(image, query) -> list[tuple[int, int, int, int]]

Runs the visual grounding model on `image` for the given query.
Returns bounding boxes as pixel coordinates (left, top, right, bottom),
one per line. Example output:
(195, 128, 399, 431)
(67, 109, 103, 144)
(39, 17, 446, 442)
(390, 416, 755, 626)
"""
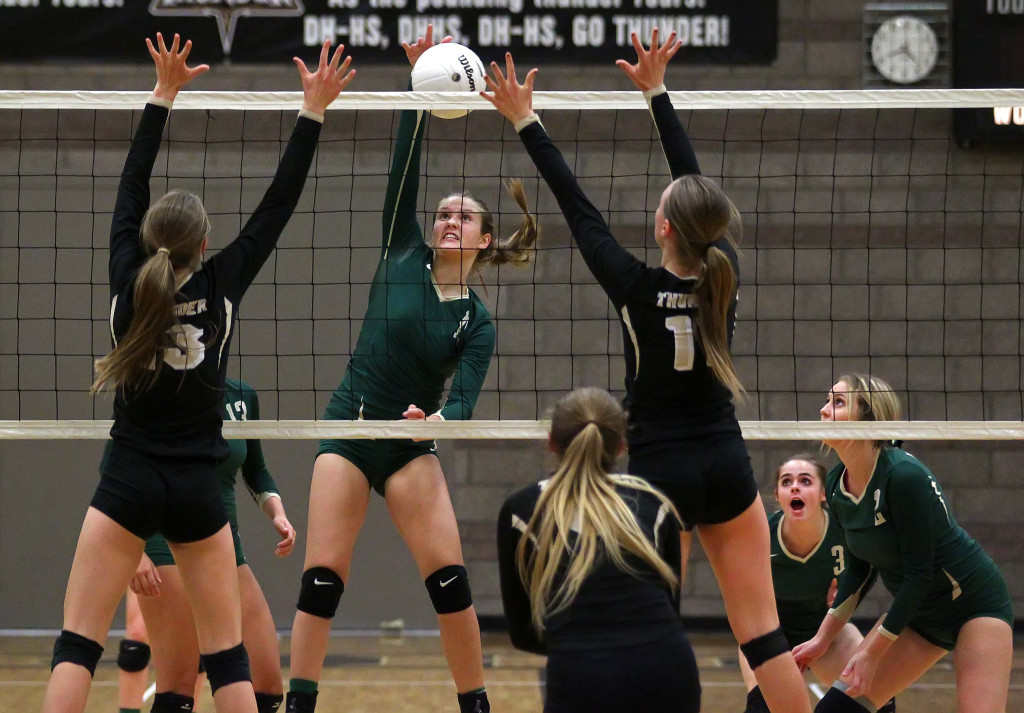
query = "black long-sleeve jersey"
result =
(107, 102, 322, 460)
(518, 93, 740, 439)
(497, 478, 683, 655)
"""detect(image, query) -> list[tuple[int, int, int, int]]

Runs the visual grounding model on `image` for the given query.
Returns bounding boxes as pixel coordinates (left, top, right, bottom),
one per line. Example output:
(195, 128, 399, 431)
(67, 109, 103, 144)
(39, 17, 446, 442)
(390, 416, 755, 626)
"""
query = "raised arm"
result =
(482, 54, 647, 304)
(109, 33, 209, 294)
(211, 41, 355, 298)
(380, 28, 456, 258)
(617, 30, 700, 179)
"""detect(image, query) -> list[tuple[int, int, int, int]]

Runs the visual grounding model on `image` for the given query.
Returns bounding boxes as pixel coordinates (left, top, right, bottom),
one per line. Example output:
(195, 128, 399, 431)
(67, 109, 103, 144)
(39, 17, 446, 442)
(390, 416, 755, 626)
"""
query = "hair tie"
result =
(156, 247, 171, 256)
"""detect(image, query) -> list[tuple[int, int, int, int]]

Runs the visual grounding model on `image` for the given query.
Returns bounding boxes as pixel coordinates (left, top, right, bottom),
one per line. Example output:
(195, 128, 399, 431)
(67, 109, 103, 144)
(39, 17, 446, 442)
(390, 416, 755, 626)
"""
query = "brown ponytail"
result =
(92, 190, 209, 394)
(663, 175, 744, 399)
(441, 178, 539, 272)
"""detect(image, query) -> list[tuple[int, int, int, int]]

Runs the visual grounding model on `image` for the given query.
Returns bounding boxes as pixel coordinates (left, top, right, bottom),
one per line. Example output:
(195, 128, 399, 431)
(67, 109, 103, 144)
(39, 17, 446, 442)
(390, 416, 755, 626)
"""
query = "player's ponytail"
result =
(92, 191, 209, 394)
(516, 387, 680, 633)
(664, 175, 744, 400)
(465, 179, 539, 270)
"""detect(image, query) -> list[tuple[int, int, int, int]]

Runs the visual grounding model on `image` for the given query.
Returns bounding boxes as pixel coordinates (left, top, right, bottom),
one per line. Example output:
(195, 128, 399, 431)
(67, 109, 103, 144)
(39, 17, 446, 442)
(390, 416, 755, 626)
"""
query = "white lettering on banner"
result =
(367, 0, 405, 8)
(572, 14, 605, 46)
(522, 14, 560, 46)
(304, 14, 389, 47)
(327, 0, 358, 6)
(534, 0, 619, 8)
(398, 15, 462, 44)
(987, 0, 1024, 14)
(417, 0, 524, 14)
(49, 0, 123, 6)
(992, 107, 1024, 125)
(2, 0, 40, 7)
(478, 15, 511, 46)
(612, 15, 728, 46)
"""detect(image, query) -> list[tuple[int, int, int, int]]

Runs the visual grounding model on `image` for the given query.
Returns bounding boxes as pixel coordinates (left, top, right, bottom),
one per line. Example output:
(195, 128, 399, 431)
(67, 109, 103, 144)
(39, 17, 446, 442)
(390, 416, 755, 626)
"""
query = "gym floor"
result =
(2, 630, 1022, 711)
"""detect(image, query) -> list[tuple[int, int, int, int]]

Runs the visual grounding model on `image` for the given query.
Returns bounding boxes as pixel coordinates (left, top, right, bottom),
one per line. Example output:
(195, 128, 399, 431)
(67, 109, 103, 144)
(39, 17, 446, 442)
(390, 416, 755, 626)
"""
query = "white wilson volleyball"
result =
(410, 42, 486, 119)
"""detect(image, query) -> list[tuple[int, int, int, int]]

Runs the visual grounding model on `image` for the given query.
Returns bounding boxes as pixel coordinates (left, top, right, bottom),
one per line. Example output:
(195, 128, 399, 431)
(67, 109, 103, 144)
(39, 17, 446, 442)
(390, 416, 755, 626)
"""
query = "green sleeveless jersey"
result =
(826, 447, 991, 638)
(329, 107, 495, 422)
(769, 509, 854, 646)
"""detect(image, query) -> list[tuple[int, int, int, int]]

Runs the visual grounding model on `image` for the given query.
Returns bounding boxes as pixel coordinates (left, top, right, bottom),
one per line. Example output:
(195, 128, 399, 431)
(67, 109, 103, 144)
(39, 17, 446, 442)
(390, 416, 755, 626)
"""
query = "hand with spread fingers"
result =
(615, 29, 683, 92)
(293, 40, 356, 116)
(402, 23, 453, 68)
(481, 52, 538, 127)
(146, 32, 209, 102)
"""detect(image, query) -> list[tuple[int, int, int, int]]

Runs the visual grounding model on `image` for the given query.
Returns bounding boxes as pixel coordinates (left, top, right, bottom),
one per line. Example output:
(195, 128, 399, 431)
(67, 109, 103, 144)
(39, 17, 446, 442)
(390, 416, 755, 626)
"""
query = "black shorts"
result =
(627, 429, 758, 530)
(544, 633, 700, 713)
(92, 443, 228, 544)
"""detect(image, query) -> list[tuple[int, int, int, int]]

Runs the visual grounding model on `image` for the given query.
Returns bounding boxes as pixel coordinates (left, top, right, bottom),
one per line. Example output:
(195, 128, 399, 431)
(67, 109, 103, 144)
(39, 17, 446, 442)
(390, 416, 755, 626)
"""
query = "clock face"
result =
(871, 15, 939, 84)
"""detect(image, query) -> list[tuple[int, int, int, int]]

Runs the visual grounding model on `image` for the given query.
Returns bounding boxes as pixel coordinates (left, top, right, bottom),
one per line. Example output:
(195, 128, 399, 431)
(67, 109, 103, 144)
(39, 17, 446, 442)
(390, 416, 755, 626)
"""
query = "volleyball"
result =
(410, 42, 486, 119)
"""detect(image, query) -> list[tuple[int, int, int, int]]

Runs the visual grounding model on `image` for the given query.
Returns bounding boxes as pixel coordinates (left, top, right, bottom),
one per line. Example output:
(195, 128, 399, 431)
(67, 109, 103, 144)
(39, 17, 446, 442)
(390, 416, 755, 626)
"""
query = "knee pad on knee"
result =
(51, 629, 103, 677)
(425, 565, 472, 614)
(151, 692, 195, 713)
(739, 627, 790, 670)
(255, 692, 284, 713)
(815, 687, 875, 713)
(201, 643, 251, 694)
(296, 567, 344, 619)
(744, 685, 770, 713)
(117, 639, 151, 673)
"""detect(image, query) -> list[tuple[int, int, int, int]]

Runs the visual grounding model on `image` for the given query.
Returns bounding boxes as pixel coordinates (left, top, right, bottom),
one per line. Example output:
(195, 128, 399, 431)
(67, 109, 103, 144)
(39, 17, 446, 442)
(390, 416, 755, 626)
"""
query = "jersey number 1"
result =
(664, 315, 695, 371)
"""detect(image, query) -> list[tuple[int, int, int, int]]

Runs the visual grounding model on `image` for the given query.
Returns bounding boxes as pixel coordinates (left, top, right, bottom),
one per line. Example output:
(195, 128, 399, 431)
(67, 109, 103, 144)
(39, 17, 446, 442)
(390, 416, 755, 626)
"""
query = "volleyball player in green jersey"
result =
(286, 28, 538, 713)
(739, 456, 893, 713)
(130, 378, 295, 713)
(794, 374, 1013, 713)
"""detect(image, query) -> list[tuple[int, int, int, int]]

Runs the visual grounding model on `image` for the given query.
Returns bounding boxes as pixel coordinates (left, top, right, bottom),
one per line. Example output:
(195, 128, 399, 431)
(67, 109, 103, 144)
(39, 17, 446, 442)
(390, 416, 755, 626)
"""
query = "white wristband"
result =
(148, 95, 174, 110)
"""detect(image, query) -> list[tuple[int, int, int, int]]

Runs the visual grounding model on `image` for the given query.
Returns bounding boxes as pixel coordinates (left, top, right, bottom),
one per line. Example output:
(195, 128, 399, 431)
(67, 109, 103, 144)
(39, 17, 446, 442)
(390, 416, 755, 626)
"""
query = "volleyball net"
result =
(2, 89, 1024, 441)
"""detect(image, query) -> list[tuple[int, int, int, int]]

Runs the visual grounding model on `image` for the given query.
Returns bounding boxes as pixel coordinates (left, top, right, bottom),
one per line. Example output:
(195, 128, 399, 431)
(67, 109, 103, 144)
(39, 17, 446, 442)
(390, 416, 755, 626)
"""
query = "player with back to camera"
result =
(793, 374, 1013, 713)
(482, 30, 812, 713)
(128, 377, 296, 713)
(738, 454, 895, 713)
(284, 26, 538, 713)
(497, 387, 699, 713)
(41, 33, 353, 713)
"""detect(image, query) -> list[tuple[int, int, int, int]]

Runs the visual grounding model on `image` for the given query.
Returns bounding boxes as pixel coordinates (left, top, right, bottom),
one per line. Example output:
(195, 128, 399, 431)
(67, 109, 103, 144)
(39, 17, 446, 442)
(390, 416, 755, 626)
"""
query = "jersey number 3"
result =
(664, 315, 695, 371)
(163, 323, 206, 370)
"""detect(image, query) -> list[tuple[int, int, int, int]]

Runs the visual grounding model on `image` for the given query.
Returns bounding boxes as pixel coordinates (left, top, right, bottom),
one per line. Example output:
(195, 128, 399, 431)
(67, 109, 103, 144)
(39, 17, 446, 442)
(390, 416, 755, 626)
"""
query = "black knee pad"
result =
(815, 688, 873, 713)
(117, 639, 151, 673)
(256, 692, 285, 713)
(425, 565, 472, 614)
(739, 627, 790, 669)
(51, 629, 103, 677)
(151, 692, 195, 713)
(201, 642, 251, 694)
(296, 567, 344, 619)
(744, 685, 770, 713)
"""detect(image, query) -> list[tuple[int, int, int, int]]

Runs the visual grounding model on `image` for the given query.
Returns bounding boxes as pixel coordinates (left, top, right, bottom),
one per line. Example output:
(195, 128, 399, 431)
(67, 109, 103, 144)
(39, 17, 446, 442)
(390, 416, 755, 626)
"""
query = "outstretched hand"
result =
(293, 41, 356, 116)
(402, 24, 453, 68)
(480, 52, 538, 126)
(403, 404, 441, 441)
(146, 33, 209, 102)
(616, 29, 682, 92)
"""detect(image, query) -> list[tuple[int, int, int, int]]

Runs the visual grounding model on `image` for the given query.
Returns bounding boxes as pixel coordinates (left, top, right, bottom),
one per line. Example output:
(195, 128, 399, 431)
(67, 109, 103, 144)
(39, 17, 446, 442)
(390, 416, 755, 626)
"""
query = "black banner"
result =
(1, 0, 776, 65)
(953, 0, 1024, 142)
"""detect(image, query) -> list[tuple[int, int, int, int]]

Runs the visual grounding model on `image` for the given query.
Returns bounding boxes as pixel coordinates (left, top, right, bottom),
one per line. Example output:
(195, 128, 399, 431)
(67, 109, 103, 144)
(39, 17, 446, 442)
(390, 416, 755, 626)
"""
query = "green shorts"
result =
(318, 438, 438, 496)
(145, 523, 246, 568)
(906, 561, 1014, 651)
